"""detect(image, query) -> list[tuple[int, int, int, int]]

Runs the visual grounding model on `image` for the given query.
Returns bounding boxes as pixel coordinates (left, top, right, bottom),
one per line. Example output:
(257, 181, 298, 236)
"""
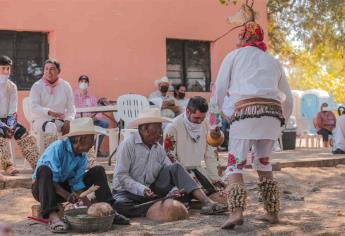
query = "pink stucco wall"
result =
(0, 0, 267, 126)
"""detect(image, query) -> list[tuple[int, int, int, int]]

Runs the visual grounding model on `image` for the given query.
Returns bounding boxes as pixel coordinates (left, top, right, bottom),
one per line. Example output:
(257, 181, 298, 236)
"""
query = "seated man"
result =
(32, 118, 128, 233)
(333, 107, 345, 154)
(112, 108, 226, 218)
(149, 76, 179, 118)
(315, 103, 336, 147)
(164, 96, 226, 202)
(173, 84, 189, 115)
(74, 75, 109, 156)
(0, 55, 40, 176)
(29, 59, 76, 148)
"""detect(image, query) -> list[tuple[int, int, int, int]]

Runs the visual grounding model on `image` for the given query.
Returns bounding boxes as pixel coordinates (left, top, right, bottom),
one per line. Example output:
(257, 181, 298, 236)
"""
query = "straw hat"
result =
(63, 117, 103, 138)
(128, 108, 172, 129)
(154, 76, 171, 87)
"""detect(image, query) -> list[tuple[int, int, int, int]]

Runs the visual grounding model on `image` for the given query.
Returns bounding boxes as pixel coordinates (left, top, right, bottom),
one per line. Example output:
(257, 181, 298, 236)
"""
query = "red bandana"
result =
(42, 77, 60, 95)
(240, 21, 267, 51)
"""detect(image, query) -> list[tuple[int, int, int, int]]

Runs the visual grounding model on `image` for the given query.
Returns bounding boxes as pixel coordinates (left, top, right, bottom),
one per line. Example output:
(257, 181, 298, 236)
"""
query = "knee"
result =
(42, 121, 57, 134)
(37, 165, 52, 178)
(169, 163, 183, 171)
(89, 165, 106, 175)
(13, 123, 27, 140)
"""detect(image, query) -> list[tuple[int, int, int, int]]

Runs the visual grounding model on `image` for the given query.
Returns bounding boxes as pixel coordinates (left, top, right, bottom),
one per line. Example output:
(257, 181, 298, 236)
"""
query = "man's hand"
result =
(67, 192, 80, 204)
(144, 188, 156, 198)
(2, 127, 14, 138)
(48, 110, 64, 119)
(170, 105, 180, 113)
(168, 189, 183, 199)
(212, 180, 227, 189)
(61, 121, 70, 135)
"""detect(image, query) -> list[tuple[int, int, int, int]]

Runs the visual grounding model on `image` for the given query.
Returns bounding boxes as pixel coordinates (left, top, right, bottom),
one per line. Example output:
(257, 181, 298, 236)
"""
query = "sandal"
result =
(5, 166, 19, 176)
(49, 220, 68, 233)
(201, 202, 228, 215)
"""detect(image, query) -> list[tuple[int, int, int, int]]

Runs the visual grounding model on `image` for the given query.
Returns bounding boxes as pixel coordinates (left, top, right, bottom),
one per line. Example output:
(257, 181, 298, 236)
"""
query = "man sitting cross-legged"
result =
(112, 108, 227, 220)
(32, 118, 128, 234)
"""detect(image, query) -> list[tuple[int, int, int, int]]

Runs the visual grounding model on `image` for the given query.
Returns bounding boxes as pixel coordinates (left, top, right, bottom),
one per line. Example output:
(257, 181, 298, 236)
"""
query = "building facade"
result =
(0, 0, 268, 125)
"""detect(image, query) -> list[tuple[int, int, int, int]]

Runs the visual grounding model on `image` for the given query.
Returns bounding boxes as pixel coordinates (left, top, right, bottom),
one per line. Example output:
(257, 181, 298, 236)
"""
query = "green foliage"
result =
(267, 0, 345, 103)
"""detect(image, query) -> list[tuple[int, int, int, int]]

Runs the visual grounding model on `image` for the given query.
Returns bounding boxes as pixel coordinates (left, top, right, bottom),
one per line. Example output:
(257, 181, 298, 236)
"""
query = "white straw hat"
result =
(128, 108, 172, 129)
(154, 76, 171, 87)
(62, 117, 103, 138)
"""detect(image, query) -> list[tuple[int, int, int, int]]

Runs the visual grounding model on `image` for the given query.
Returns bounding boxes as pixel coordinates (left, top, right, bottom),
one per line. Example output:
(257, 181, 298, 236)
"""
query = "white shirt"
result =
(29, 78, 76, 122)
(334, 115, 345, 151)
(0, 80, 17, 118)
(216, 46, 293, 139)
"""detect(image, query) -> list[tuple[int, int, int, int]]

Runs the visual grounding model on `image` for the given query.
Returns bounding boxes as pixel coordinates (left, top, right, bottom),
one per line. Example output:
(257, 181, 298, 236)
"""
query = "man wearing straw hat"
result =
(149, 76, 179, 118)
(112, 108, 227, 218)
(216, 21, 293, 229)
(32, 117, 128, 233)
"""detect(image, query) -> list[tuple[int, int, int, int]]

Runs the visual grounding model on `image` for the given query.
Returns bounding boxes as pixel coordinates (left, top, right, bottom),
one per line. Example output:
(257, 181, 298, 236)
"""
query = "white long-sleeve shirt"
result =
(29, 78, 76, 123)
(0, 80, 17, 118)
(215, 46, 293, 140)
(334, 115, 345, 152)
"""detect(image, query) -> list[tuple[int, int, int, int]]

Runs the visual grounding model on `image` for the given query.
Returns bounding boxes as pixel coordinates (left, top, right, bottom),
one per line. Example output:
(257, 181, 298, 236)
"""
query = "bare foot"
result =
(221, 208, 244, 229)
(256, 213, 279, 224)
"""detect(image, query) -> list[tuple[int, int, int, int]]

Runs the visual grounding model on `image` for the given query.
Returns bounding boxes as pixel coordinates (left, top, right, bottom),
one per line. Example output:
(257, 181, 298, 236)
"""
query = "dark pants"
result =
(0, 118, 26, 140)
(112, 163, 199, 217)
(32, 165, 113, 218)
(220, 118, 230, 150)
(333, 148, 345, 154)
(189, 169, 217, 196)
(317, 128, 332, 142)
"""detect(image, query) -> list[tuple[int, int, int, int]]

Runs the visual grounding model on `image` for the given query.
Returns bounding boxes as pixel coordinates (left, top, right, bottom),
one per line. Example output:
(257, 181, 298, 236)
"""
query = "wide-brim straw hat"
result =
(154, 76, 171, 87)
(128, 108, 172, 129)
(63, 117, 104, 138)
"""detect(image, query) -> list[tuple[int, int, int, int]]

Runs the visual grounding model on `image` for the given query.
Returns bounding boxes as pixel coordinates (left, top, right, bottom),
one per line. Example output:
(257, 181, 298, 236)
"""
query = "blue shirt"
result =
(32, 138, 88, 192)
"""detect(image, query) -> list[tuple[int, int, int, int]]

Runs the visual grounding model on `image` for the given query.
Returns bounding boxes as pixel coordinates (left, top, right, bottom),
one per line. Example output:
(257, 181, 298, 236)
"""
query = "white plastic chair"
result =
(22, 97, 45, 154)
(149, 97, 163, 109)
(298, 118, 322, 148)
(117, 94, 150, 128)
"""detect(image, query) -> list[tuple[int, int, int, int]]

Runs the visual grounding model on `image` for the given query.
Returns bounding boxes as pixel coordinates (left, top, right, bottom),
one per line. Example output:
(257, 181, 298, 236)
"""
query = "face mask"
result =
(160, 86, 169, 93)
(178, 93, 186, 99)
(79, 82, 88, 90)
(0, 75, 9, 83)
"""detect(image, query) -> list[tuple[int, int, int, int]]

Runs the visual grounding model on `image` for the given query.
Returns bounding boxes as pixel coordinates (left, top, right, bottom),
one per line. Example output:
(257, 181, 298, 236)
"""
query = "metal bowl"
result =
(64, 208, 115, 233)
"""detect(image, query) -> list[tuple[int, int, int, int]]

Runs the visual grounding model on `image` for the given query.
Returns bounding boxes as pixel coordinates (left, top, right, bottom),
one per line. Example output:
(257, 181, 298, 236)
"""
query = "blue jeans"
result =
(94, 119, 109, 152)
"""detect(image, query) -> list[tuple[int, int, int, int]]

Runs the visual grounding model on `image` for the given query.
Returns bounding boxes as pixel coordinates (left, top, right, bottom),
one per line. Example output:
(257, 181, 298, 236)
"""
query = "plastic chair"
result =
(297, 118, 322, 148)
(149, 97, 163, 109)
(116, 94, 150, 128)
(22, 97, 46, 154)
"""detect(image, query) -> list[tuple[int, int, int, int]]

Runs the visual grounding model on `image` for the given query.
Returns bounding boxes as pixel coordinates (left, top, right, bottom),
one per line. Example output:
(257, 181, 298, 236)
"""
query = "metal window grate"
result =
(166, 39, 211, 92)
(0, 30, 49, 90)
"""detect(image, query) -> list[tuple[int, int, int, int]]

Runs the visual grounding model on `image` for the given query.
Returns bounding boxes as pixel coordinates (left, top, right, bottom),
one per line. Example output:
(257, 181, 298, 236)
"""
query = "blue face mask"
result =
(0, 75, 9, 83)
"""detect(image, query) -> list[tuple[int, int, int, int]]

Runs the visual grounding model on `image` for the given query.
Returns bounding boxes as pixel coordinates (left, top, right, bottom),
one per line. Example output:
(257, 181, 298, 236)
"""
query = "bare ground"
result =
(2, 167, 345, 236)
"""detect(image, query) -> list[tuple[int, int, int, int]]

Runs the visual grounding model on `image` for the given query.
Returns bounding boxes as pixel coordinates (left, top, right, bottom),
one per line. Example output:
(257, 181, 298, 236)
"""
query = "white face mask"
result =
(79, 82, 88, 90)
(0, 75, 9, 83)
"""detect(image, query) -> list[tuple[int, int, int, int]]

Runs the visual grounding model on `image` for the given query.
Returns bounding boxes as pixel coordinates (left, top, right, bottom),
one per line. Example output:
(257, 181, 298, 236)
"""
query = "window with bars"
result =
(166, 39, 211, 92)
(0, 30, 49, 90)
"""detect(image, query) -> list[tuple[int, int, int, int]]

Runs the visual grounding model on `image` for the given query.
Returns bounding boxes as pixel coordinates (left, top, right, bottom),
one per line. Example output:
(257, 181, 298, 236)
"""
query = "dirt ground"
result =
(2, 167, 345, 236)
